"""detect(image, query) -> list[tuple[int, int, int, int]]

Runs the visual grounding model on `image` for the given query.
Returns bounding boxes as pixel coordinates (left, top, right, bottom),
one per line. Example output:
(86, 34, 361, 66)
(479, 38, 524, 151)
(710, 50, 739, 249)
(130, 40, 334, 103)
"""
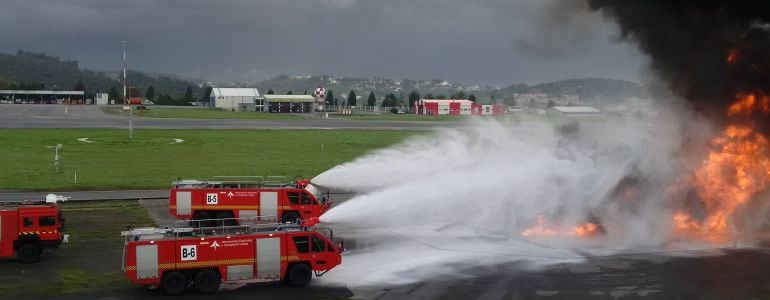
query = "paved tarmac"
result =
(0, 104, 448, 130)
(5, 190, 770, 299)
(4, 104, 770, 299)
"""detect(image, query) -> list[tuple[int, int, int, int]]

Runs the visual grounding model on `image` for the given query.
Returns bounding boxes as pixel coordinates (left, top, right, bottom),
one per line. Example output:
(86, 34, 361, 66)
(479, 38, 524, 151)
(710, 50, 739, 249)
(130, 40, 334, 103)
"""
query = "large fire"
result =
(521, 92, 770, 242)
(674, 93, 770, 242)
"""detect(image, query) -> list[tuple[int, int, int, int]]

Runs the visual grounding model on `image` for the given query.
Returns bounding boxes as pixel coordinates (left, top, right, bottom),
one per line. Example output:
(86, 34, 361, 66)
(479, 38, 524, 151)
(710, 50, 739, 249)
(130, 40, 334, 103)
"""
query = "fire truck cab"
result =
(169, 177, 332, 226)
(122, 220, 343, 295)
(0, 195, 69, 263)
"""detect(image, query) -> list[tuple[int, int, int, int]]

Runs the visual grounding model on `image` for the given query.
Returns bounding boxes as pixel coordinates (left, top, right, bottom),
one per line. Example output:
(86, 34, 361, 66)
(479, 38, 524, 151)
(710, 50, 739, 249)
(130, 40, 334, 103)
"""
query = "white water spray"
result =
(314, 107, 712, 288)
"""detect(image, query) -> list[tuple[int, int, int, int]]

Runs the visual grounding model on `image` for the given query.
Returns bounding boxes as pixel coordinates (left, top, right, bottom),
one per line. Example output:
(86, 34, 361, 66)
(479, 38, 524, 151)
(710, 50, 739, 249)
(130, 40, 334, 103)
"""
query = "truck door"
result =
(309, 234, 330, 270)
(299, 191, 316, 220)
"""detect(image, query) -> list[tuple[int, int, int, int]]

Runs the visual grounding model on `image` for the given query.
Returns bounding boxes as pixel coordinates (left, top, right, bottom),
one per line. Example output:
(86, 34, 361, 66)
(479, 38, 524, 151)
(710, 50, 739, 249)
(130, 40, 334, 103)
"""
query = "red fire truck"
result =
(0, 194, 69, 263)
(122, 220, 343, 295)
(169, 177, 333, 227)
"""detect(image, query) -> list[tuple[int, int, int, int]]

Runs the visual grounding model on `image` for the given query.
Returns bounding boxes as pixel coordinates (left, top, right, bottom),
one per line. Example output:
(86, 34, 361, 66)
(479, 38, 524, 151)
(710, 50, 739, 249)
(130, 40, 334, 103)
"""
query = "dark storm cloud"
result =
(0, 0, 641, 85)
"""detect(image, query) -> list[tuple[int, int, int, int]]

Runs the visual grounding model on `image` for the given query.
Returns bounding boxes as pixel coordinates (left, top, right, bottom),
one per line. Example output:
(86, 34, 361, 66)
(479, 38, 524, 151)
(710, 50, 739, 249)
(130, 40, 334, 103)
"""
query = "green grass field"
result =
(101, 106, 303, 120)
(0, 129, 414, 191)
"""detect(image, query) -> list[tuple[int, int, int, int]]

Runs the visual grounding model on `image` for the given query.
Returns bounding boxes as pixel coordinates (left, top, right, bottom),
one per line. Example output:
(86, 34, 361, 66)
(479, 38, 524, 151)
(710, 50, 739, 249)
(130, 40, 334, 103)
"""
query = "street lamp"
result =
(46, 144, 62, 173)
(121, 40, 133, 140)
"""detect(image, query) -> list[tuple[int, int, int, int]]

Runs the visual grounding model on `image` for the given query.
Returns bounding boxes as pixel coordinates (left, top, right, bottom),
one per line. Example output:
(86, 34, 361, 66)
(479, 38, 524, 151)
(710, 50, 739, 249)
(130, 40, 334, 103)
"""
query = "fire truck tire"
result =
(286, 263, 312, 287)
(161, 271, 187, 296)
(282, 212, 300, 223)
(17, 243, 41, 264)
(193, 269, 221, 294)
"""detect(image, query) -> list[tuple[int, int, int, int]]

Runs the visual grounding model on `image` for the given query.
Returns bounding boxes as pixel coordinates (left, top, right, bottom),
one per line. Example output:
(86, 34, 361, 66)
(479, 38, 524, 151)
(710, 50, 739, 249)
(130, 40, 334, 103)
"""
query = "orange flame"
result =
(677, 93, 770, 242)
(521, 214, 557, 237)
(520, 215, 599, 238)
(727, 49, 740, 64)
(571, 222, 599, 237)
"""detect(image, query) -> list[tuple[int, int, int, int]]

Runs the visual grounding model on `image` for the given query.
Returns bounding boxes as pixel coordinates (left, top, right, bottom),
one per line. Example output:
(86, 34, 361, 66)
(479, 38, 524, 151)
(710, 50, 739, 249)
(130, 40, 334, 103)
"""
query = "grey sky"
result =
(0, 0, 644, 86)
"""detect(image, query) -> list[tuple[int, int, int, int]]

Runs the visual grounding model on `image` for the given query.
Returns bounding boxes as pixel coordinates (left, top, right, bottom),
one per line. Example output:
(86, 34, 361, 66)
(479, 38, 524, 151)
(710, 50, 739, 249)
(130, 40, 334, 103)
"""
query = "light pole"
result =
(46, 144, 62, 173)
(121, 40, 133, 139)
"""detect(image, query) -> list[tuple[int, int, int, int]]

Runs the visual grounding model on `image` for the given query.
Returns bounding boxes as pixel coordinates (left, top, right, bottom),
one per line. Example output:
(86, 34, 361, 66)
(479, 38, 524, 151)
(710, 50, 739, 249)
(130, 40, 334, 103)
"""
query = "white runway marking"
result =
(76, 137, 96, 143)
(171, 138, 184, 144)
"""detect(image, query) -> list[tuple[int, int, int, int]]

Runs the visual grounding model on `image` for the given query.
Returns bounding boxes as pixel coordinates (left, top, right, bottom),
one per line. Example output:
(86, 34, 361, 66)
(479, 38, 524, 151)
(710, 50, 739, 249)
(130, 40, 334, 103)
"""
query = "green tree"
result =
(267, 89, 274, 94)
(130, 87, 142, 98)
(287, 90, 293, 95)
(451, 91, 466, 99)
(326, 90, 334, 106)
(547, 99, 556, 108)
(367, 91, 376, 107)
(201, 86, 212, 103)
(347, 90, 357, 107)
(469, 94, 476, 103)
(145, 86, 155, 101)
(73, 80, 86, 91)
(382, 93, 397, 107)
(0, 75, 12, 89)
(184, 86, 193, 102)
(408, 90, 420, 108)
(303, 89, 308, 95)
(108, 86, 120, 103)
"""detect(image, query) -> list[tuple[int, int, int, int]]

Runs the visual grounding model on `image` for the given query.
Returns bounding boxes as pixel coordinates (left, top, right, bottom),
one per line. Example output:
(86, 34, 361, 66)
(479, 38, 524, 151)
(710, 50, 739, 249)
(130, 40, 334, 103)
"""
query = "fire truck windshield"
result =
(304, 183, 324, 201)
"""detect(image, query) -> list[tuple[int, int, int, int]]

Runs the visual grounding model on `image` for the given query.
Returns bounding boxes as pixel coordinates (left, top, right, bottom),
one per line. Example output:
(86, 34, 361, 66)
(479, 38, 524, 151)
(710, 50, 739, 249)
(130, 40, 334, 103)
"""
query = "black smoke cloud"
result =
(587, 0, 770, 122)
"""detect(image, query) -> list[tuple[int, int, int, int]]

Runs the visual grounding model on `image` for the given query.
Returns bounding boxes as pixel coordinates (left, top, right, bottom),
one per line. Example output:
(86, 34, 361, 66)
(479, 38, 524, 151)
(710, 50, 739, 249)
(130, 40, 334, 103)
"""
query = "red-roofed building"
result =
(414, 99, 505, 115)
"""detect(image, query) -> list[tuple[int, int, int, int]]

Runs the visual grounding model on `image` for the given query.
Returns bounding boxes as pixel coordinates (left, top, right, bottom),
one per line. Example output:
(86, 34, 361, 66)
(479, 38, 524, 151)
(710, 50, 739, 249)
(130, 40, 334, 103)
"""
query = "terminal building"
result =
(0, 90, 86, 104)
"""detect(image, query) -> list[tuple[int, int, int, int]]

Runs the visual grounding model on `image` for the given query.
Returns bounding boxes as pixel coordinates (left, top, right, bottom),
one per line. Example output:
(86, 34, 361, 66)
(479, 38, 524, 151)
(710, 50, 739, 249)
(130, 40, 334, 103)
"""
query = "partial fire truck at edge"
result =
(122, 220, 343, 296)
(169, 177, 333, 227)
(0, 194, 69, 263)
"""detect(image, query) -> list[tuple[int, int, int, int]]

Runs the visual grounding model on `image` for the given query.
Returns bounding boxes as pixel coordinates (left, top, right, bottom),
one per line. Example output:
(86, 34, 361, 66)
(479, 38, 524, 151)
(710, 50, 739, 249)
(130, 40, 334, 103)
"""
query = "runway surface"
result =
(0, 104, 448, 130)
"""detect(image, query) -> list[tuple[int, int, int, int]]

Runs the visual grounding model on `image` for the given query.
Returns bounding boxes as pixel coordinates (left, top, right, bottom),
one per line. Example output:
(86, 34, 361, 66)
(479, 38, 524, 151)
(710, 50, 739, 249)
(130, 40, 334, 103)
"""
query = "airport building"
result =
(0, 90, 86, 104)
(414, 99, 505, 115)
(210, 88, 263, 111)
(263, 95, 316, 113)
(545, 106, 602, 117)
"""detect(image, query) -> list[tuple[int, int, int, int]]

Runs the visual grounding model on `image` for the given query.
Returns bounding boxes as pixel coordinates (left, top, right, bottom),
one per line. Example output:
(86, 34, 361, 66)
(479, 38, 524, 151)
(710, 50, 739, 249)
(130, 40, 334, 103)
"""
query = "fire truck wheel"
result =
(17, 243, 41, 264)
(161, 271, 187, 296)
(287, 263, 312, 287)
(282, 212, 300, 223)
(194, 269, 221, 294)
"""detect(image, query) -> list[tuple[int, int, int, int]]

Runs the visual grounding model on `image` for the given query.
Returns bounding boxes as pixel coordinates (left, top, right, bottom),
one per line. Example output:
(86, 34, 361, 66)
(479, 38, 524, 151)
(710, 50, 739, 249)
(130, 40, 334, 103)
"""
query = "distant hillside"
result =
(497, 78, 648, 103)
(0, 51, 204, 104)
(0, 51, 116, 92)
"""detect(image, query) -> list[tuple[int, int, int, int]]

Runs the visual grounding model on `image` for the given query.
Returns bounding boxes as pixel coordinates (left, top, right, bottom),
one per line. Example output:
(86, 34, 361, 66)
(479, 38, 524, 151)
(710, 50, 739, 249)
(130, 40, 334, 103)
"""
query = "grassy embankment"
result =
(0, 129, 414, 191)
